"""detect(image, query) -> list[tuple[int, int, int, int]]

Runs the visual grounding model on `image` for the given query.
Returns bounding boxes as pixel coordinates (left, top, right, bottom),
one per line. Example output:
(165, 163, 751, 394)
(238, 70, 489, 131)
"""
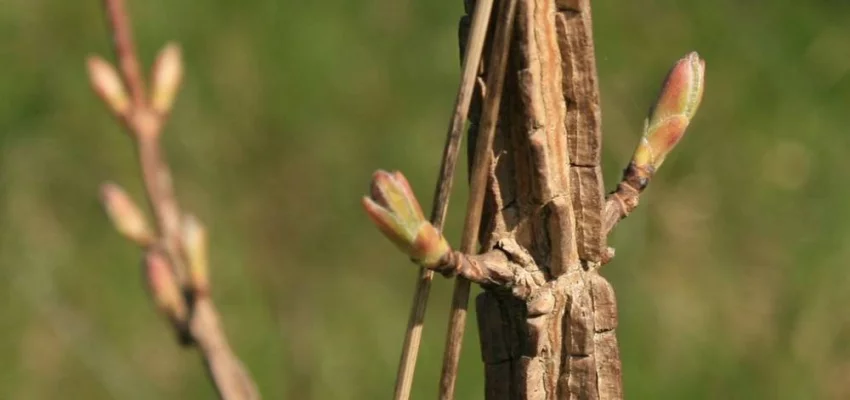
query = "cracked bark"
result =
(458, 0, 623, 398)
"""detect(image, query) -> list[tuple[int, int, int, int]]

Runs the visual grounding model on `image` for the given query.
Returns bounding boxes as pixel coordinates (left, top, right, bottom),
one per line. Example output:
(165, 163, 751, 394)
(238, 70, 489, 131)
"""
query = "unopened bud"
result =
(100, 182, 154, 246)
(362, 170, 451, 268)
(631, 51, 705, 172)
(144, 250, 187, 323)
(87, 56, 131, 117)
(182, 214, 209, 295)
(150, 43, 184, 115)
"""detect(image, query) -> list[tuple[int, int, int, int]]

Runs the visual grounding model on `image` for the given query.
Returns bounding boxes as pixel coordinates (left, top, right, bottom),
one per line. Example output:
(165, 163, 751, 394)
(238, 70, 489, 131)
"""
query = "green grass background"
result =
(2, 0, 850, 398)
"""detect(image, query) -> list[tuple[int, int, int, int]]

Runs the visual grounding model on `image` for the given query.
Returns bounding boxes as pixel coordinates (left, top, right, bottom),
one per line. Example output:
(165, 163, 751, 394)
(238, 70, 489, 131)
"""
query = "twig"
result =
(191, 299, 260, 400)
(102, 0, 145, 107)
(603, 52, 706, 238)
(364, 5, 706, 397)
(438, 0, 518, 397)
(136, 134, 187, 281)
(391, 0, 497, 398)
(89, 1, 260, 399)
(602, 167, 642, 237)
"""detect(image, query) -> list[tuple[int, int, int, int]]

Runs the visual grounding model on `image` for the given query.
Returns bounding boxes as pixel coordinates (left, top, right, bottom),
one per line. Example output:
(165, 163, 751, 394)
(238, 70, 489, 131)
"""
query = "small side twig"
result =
(603, 52, 705, 238)
(89, 1, 260, 399)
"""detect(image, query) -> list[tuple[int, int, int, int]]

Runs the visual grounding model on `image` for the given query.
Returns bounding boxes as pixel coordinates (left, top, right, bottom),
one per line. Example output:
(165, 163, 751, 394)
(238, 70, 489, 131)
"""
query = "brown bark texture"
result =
(460, 0, 624, 398)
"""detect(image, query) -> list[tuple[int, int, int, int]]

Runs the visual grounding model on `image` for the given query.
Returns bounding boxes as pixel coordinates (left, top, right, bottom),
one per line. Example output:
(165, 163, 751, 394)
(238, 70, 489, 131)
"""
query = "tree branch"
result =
(90, 1, 260, 398)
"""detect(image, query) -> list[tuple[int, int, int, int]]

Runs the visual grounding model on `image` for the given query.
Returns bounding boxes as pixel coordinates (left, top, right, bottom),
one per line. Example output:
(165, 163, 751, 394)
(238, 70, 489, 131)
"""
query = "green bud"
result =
(182, 214, 209, 296)
(150, 43, 183, 115)
(631, 51, 705, 171)
(144, 250, 186, 323)
(87, 56, 131, 117)
(100, 182, 154, 246)
(362, 170, 451, 268)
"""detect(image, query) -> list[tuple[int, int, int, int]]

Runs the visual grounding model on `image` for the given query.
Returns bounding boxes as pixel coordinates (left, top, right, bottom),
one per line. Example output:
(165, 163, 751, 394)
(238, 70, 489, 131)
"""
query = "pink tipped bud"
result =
(631, 52, 705, 171)
(100, 182, 154, 246)
(150, 43, 184, 115)
(87, 56, 131, 117)
(182, 214, 209, 296)
(650, 52, 705, 124)
(362, 170, 450, 268)
(144, 250, 187, 323)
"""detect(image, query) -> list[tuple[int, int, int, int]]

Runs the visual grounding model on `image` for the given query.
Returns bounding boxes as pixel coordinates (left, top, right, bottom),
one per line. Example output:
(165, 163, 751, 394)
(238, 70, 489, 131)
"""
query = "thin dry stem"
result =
(392, 0, 498, 397)
(438, 0, 519, 397)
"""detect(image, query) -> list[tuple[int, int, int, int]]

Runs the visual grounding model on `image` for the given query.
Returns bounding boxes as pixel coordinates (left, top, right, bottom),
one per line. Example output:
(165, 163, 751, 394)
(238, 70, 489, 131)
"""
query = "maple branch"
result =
(604, 52, 705, 237)
(90, 1, 259, 399)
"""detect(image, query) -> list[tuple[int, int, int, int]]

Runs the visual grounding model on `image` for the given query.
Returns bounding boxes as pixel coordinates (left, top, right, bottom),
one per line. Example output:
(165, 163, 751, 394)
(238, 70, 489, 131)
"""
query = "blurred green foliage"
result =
(2, 0, 850, 398)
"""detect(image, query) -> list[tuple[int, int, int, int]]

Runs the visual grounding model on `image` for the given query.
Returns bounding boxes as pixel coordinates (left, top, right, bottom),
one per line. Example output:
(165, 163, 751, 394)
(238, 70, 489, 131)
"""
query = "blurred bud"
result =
(182, 214, 209, 296)
(144, 250, 187, 323)
(100, 182, 154, 246)
(87, 56, 131, 117)
(631, 51, 705, 171)
(150, 43, 183, 115)
(362, 170, 451, 268)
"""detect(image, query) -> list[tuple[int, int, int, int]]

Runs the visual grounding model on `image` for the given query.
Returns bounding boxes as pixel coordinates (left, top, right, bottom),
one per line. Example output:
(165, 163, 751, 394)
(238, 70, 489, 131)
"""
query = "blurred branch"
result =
(102, 0, 146, 107)
(89, 1, 260, 399)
